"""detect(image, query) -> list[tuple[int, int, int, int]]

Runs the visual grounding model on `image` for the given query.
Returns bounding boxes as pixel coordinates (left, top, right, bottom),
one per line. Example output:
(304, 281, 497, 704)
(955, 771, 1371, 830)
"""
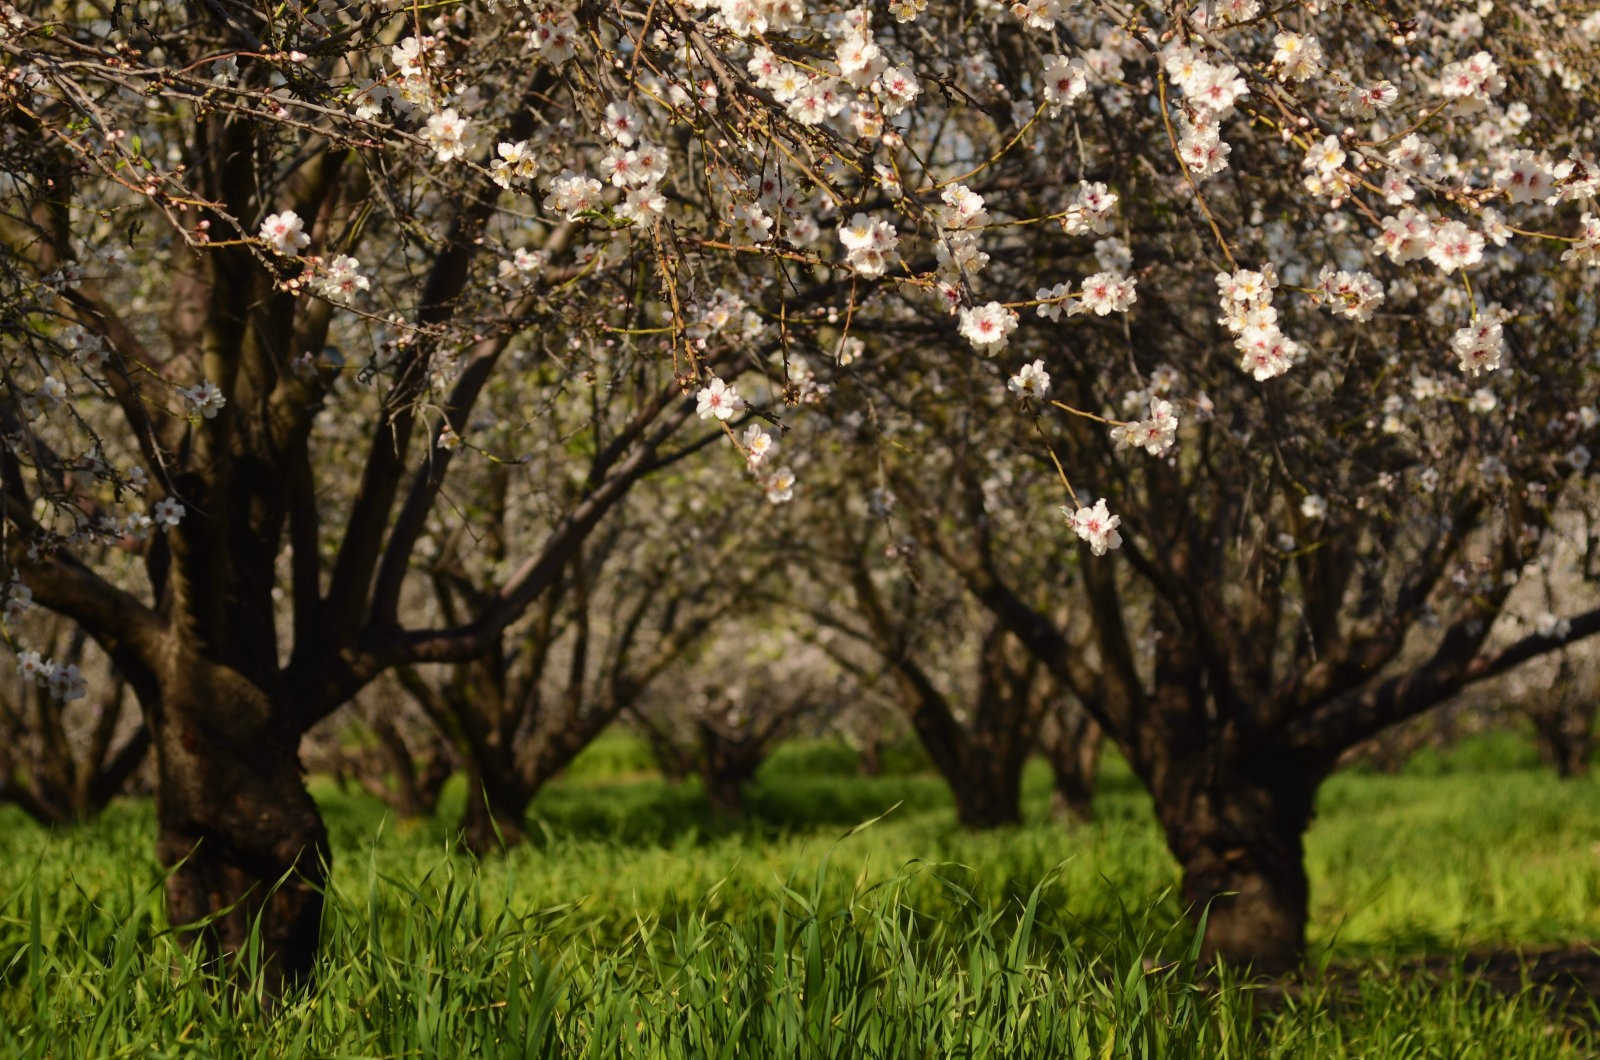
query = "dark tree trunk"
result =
(857, 738, 884, 777)
(1529, 698, 1596, 779)
(1155, 758, 1316, 976)
(947, 752, 1024, 829)
(703, 769, 748, 817)
(369, 715, 451, 818)
(695, 723, 766, 817)
(1040, 704, 1102, 822)
(152, 679, 328, 994)
(459, 767, 532, 855)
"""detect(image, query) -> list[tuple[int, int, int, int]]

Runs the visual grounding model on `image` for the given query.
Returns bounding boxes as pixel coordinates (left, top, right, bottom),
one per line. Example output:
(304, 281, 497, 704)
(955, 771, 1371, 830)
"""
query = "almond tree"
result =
(630, 627, 846, 816)
(5, 0, 1599, 987)
(786, 502, 1065, 828)
(300, 675, 456, 820)
(393, 459, 776, 852)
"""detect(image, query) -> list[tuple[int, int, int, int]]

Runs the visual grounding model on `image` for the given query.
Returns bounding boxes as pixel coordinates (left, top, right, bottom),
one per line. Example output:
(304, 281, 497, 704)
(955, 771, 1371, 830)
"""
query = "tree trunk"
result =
(1156, 761, 1315, 976)
(1529, 699, 1596, 779)
(857, 737, 884, 777)
(1040, 705, 1102, 823)
(370, 715, 451, 818)
(459, 768, 531, 855)
(703, 769, 747, 817)
(152, 683, 328, 995)
(947, 754, 1024, 829)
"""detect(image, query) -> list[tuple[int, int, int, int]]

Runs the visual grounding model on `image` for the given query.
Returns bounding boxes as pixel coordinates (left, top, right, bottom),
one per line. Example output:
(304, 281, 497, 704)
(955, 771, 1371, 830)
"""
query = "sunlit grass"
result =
(2, 731, 1597, 1056)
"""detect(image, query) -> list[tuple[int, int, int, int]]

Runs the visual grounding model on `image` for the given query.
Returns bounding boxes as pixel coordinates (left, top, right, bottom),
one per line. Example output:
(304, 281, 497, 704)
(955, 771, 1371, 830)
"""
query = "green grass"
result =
(2, 733, 1598, 1056)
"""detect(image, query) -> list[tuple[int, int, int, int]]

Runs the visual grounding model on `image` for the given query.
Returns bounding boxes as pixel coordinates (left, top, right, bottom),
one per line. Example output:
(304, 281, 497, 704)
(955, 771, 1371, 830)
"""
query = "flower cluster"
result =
(1216, 267, 1301, 381)
(1448, 305, 1511, 375)
(1313, 267, 1384, 322)
(933, 183, 990, 279)
(838, 213, 898, 277)
(544, 171, 605, 220)
(422, 108, 471, 162)
(16, 650, 86, 702)
(1166, 44, 1249, 180)
(1109, 397, 1179, 457)
(311, 255, 369, 300)
(1063, 498, 1123, 556)
(2, 579, 31, 625)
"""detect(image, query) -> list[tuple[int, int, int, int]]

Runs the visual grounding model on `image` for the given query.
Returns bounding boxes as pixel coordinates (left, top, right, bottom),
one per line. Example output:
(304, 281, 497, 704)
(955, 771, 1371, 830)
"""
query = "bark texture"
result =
(150, 662, 328, 992)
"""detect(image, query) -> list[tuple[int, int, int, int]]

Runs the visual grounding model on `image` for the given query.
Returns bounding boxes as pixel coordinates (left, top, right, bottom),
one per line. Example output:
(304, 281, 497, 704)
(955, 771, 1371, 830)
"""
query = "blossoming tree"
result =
(3, 0, 1599, 985)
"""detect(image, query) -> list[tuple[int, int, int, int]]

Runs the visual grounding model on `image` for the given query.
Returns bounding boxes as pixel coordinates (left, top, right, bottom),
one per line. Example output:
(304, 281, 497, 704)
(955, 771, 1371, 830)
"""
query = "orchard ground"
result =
(3, 732, 1599, 1057)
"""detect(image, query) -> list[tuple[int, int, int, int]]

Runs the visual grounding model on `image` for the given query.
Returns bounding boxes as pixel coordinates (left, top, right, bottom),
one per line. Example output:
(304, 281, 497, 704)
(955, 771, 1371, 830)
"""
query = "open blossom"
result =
(874, 65, 920, 115)
(1216, 265, 1274, 309)
(1035, 282, 1072, 321)
(1492, 149, 1553, 204)
(179, 380, 226, 419)
(940, 183, 989, 228)
(836, 31, 886, 89)
(1012, 0, 1060, 30)
(533, 11, 578, 63)
(1302, 135, 1345, 176)
(601, 100, 642, 145)
(1300, 494, 1328, 520)
(258, 210, 309, 255)
(1007, 360, 1050, 399)
(695, 377, 742, 420)
(391, 35, 435, 77)
(490, 140, 538, 188)
(1177, 116, 1231, 179)
(616, 186, 667, 225)
(1064, 498, 1123, 556)
(312, 254, 369, 299)
(423, 108, 471, 162)
(741, 423, 775, 468)
(1374, 207, 1434, 264)
(152, 497, 185, 528)
(1235, 325, 1302, 381)
(1041, 54, 1088, 112)
(786, 76, 846, 125)
(958, 302, 1019, 353)
(1341, 80, 1398, 117)
(762, 466, 796, 504)
(1072, 272, 1137, 316)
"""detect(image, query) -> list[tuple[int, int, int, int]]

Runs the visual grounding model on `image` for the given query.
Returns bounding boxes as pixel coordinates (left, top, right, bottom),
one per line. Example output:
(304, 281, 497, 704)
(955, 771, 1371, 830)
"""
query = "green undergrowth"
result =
(2, 732, 1598, 1056)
